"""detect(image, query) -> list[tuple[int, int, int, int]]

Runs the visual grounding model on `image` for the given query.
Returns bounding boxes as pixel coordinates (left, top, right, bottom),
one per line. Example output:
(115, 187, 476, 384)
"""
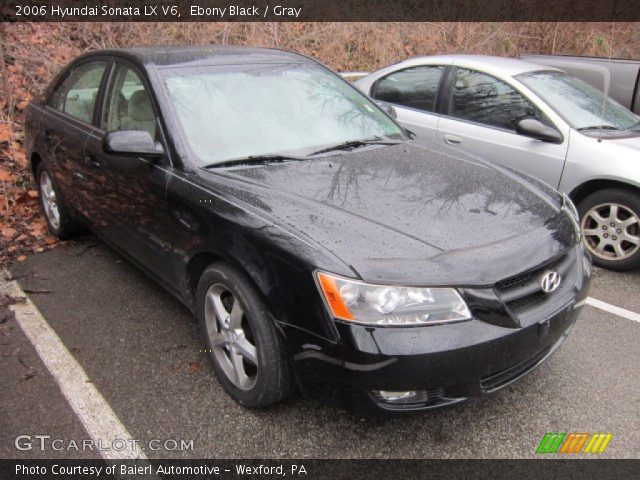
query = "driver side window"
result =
(103, 65, 157, 139)
(451, 68, 538, 131)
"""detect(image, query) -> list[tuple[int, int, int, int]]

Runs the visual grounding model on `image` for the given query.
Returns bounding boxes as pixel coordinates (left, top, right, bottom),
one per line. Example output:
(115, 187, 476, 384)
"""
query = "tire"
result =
(36, 162, 85, 239)
(196, 262, 292, 407)
(577, 188, 640, 271)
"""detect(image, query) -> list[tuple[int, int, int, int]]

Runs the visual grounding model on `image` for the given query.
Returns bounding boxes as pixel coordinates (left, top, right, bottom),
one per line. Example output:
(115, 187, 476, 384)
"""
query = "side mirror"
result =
(516, 119, 563, 144)
(376, 101, 398, 119)
(104, 130, 164, 158)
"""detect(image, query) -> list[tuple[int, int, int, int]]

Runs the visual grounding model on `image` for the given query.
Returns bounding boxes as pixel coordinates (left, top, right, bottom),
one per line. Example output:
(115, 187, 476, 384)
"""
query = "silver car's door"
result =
(436, 67, 568, 188)
(368, 65, 446, 141)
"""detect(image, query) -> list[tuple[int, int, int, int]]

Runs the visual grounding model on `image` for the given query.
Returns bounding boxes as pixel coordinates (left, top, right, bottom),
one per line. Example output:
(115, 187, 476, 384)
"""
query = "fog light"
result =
(377, 390, 417, 402)
(373, 389, 432, 405)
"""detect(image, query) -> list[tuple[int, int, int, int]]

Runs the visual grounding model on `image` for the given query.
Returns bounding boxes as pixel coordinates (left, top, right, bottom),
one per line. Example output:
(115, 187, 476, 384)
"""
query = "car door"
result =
(436, 67, 568, 188)
(369, 65, 446, 141)
(43, 60, 109, 220)
(85, 60, 175, 286)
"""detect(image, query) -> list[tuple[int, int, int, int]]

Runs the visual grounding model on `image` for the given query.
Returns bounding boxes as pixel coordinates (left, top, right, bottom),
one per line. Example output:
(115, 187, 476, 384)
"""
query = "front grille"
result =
(426, 387, 445, 402)
(480, 347, 550, 392)
(494, 252, 573, 315)
(504, 290, 547, 313)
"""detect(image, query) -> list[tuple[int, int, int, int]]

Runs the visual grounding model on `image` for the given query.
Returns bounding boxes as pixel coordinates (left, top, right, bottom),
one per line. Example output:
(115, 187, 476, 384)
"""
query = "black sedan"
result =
(25, 46, 591, 412)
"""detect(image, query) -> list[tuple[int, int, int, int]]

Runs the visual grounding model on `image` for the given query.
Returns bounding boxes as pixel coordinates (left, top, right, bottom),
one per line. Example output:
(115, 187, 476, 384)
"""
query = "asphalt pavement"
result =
(1, 237, 639, 459)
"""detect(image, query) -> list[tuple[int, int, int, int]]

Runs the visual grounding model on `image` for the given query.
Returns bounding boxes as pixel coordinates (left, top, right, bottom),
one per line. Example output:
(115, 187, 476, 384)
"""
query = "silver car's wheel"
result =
(204, 284, 258, 391)
(581, 202, 640, 262)
(39, 170, 61, 230)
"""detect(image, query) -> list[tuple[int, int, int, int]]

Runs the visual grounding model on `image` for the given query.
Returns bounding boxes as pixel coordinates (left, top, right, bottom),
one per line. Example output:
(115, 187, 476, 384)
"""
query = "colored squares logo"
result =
(537, 433, 612, 454)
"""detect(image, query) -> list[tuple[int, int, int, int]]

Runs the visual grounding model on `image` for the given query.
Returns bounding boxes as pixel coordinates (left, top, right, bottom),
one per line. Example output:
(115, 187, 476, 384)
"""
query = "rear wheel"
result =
(578, 188, 640, 271)
(36, 162, 84, 239)
(196, 262, 292, 407)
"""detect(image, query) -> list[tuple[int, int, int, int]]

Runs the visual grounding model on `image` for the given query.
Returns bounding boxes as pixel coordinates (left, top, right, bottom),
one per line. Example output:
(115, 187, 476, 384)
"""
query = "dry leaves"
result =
(0, 145, 59, 266)
(0, 170, 17, 182)
(0, 124, 11, 144)
(1, 227, 17, 239)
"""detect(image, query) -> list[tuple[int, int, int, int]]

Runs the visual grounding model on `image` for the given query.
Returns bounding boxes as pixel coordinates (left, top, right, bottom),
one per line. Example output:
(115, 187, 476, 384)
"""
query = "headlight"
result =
(316, 272, 472, 326)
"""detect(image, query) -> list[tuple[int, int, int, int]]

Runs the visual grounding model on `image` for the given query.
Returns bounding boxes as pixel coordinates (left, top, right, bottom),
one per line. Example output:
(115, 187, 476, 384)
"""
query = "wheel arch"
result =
(183, 250, 280, 325)
(185, 251, 223, 309)
(30, 151, 44, 179)
(569, 178, 640, 206)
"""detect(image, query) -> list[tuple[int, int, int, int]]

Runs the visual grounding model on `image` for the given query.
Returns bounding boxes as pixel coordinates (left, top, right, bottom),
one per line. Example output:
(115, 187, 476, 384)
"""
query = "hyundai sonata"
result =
(25, 46, 591, 412)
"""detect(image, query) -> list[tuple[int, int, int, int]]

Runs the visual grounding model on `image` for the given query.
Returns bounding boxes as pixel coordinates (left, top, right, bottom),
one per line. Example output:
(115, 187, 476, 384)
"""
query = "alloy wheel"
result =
(581, 202, 640, 261)
(39, 170, 60, 230)
(204, 284, 258, 390)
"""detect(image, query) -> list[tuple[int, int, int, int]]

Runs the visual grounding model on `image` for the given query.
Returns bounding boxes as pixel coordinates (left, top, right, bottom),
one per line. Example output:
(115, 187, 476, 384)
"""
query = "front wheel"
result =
(196, 262, 293, 407)
(578, 188, 640, 271)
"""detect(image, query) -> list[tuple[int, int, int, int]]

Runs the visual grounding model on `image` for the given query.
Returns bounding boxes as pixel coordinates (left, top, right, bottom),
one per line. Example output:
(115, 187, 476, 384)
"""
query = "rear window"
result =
(372, 66, 444, 112)
(49, 61, 107, 124)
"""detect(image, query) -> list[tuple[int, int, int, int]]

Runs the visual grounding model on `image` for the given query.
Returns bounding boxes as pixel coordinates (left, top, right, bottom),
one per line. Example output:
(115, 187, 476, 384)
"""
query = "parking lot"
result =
(1, 237, 639, 459)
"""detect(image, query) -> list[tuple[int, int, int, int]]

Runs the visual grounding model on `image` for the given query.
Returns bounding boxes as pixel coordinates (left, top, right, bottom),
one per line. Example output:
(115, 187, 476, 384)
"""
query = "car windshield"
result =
(161, 63, 405, 166)
(516, 70, 639, 133)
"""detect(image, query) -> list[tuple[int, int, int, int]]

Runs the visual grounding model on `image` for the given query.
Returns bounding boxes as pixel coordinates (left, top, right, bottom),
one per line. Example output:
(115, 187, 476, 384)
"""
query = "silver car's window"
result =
(103, 65, 157, 139)
(50, 61, 107, 124)
(371, 66, 444, 112)
(451, 68, 538, 131)
(517, 70, 639, 131)
(161, 63, 404, 165)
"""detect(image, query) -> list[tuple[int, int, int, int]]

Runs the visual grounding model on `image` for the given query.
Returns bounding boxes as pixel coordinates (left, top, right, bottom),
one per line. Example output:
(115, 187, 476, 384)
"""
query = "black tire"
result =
(36, 162, 85, 239)
(577, 188, 640, 271)
(196, 262, 292, 407)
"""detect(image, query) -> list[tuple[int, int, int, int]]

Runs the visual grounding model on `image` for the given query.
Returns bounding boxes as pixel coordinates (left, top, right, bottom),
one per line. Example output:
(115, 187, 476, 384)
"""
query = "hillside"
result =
(1, 22, 638, 265)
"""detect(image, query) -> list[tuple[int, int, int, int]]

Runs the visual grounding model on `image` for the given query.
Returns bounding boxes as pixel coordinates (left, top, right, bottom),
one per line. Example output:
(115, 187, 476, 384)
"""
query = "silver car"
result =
(356, 55, 640, 270)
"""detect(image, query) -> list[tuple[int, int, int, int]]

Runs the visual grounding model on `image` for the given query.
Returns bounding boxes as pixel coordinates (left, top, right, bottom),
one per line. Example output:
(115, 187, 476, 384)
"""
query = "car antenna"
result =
(599, 23, 615, 143)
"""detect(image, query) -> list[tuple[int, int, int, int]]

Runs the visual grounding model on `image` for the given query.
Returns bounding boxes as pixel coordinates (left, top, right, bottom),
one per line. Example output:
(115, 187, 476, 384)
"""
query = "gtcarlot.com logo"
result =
(536, 432, 613, 454)
(15, 435, 194, 452)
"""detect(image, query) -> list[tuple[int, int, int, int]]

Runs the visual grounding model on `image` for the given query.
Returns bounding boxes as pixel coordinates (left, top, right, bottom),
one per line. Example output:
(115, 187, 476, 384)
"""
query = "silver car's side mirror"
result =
(376, 101, 398, 119)
(516, 119, 563, 144)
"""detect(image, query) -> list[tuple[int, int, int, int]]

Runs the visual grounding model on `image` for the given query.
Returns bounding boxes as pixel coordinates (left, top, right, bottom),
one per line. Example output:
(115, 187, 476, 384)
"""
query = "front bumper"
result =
(287, 244, 591, 411)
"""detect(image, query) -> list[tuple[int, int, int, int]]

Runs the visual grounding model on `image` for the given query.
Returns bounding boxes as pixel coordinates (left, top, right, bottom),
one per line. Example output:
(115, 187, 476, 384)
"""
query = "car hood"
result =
(200, 141, 576, 285)
(606, 132, 640, 150)
(576, 128, 640, 152)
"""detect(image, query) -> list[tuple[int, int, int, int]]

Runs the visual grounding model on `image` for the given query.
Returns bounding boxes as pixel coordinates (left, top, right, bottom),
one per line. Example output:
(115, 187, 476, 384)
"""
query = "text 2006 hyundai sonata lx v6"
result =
(25, 46, 591, 412)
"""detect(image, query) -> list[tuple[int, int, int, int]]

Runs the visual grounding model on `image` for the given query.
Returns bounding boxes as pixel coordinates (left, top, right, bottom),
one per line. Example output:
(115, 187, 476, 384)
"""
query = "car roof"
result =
(390, 54, 559, 77)
(84, 45, 313, 68)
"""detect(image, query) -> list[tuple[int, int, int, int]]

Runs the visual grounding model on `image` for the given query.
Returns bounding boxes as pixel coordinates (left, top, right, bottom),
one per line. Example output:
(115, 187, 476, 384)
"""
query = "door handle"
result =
(443, 134, 463, 145)
(84, 154, 101, 168)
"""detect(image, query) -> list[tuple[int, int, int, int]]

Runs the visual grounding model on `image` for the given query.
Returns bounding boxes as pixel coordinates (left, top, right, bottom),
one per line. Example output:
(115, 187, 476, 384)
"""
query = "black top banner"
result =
(2, 0, 640, 22)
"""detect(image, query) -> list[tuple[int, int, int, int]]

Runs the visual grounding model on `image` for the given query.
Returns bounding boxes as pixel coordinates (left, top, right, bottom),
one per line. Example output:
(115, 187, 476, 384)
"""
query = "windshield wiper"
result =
(201, 154, 307, 169)
(309, 138, 405, 156)
(577, 125, 622, 131)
